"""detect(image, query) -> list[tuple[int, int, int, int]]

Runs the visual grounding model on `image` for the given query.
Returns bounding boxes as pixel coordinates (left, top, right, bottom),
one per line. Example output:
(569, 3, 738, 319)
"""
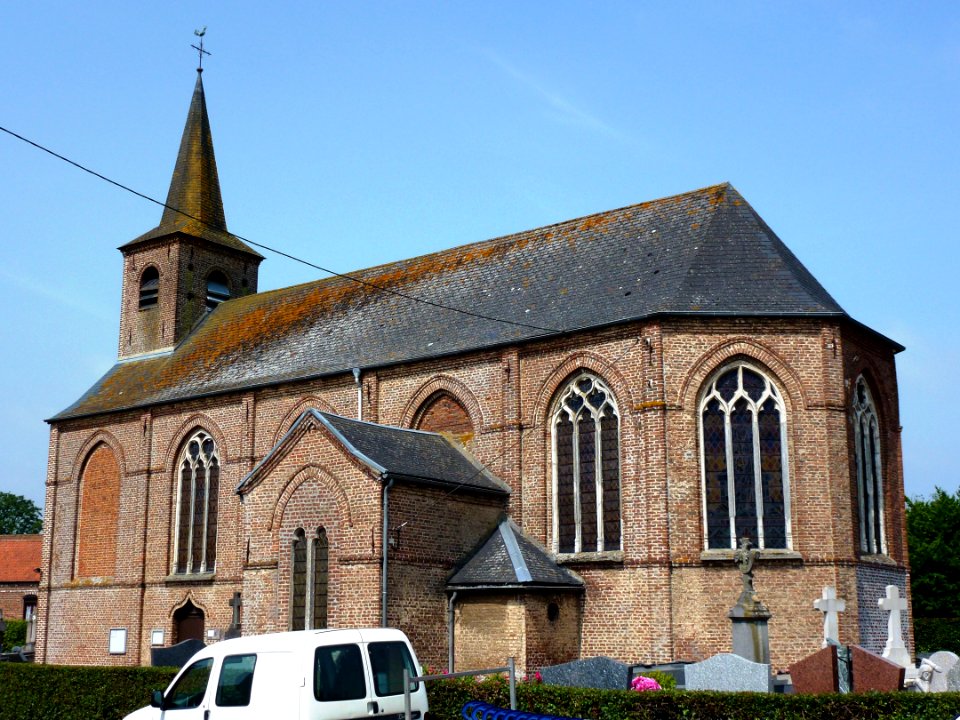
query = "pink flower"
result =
(631, 675, 662, 692)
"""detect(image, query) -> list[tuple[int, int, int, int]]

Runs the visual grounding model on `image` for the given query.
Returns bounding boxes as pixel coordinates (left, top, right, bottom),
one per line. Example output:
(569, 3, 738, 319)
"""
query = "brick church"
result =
(36, 68, 911, 673)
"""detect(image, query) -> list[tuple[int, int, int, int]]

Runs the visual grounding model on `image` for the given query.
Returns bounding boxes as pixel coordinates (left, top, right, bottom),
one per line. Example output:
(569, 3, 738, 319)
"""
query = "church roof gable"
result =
(237, 409, 509, 496)
(447, 518, 582, 590)
(54, 183, 879, 421)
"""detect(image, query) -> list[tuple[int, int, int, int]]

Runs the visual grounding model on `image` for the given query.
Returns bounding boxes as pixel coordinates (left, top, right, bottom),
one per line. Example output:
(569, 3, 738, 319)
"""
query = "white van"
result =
(124, 628, 429, 720)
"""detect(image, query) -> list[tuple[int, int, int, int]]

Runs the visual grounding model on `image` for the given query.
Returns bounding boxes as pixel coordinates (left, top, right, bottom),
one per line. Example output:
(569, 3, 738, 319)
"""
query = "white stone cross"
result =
(813, 586, 845, 647)
(879, 585, 911, 668)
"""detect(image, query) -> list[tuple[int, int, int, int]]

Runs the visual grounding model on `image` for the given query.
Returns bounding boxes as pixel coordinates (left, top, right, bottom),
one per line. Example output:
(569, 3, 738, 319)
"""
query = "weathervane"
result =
(192, 27, 210, 72)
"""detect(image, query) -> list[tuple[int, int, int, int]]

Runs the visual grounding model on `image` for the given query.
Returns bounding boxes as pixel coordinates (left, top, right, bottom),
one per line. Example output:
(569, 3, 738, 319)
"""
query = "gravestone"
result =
(728, 537, 771, 665)
(813, 586, 845, 647)
(540, 656, 630, 690)
(684, 653, 772, 692)
(850, 645, 904, 692)
(927, 651, 958, 691)
(151, 638, 206, 668)
(947, 657, 960, 691)
(789, 644, 839, 694)
(878, 585, 911, 668)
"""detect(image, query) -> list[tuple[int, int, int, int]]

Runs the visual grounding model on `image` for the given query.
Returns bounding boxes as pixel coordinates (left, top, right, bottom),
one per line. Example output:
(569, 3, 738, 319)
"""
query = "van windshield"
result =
(368, 641, 418, 697)
(314, 644, 366, 702)
(166, 657, 213, 709)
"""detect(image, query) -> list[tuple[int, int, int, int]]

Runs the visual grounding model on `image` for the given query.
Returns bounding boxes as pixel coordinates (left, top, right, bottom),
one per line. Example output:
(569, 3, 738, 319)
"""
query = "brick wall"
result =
(0, 584, 37, 620)
(39, 314, 909, 671)
(76, 444, 120, 579)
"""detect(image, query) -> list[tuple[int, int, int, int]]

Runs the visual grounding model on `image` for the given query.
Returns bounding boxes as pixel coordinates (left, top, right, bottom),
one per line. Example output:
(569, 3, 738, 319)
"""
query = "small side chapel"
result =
(37, 67, 911, 673)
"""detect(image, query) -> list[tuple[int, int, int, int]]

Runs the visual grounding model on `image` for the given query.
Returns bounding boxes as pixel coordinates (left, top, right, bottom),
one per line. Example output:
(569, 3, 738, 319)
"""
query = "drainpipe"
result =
(381, 477, 394, 627)
(447, 592, 458, 672)
(352, 368, 362, 421)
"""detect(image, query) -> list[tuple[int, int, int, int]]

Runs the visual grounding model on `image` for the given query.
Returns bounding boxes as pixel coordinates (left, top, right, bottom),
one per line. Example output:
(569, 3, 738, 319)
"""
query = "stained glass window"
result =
(552, 373, 621, 554)
(852, 377, 885, 555)
(699, 363, 791, 550)
(173, 430, 219, 574)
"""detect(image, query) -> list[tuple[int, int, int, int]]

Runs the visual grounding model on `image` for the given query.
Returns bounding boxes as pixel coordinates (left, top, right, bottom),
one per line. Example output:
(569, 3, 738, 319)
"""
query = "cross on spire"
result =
(192, 27, 211, 72)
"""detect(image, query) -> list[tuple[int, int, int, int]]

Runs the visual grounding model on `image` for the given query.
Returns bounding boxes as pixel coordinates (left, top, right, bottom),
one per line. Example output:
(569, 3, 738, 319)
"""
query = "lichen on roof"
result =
(54, 183, 856, 421)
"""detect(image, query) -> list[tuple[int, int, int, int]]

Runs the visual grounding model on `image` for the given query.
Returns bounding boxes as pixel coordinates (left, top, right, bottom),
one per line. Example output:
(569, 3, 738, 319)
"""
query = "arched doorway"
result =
(173, 600, 205, 643)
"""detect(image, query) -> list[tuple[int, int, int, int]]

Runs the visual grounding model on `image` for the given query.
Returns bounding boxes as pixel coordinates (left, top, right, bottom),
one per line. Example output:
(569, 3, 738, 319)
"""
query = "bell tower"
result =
(117, 66, 262, 359)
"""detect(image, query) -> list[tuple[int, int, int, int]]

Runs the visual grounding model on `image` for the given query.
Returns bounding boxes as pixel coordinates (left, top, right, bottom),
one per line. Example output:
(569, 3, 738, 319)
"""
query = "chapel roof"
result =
(121, 71, 261, 258)
(238, 409, 509, 496)
(447, 518, 583, 590)
(54, 183, 892, 422)
(0, 535, 42, 584)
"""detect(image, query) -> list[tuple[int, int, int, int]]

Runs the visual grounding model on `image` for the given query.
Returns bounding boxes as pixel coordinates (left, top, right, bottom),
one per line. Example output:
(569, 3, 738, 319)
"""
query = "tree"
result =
(906, 486, 960, 618)
(0, 492, 42, 534)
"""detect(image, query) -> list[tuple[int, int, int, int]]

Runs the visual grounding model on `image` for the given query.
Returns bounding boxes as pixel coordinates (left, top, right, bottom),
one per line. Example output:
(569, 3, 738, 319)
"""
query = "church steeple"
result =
(158, 70, 228, 237)
(117, 66, 262, 360)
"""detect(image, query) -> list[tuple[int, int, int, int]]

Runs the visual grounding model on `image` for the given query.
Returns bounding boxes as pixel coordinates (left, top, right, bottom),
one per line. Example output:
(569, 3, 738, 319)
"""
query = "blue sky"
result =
(1, 2, 957, 511)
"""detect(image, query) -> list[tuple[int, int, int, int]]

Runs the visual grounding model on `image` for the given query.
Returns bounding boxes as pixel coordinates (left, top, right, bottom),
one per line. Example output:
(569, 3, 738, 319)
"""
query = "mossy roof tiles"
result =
(55, 183, 880, 421)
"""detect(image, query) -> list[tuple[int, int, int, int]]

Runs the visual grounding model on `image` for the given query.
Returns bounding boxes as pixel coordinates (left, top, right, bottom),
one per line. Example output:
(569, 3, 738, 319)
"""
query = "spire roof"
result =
(123, 71, 261, 257)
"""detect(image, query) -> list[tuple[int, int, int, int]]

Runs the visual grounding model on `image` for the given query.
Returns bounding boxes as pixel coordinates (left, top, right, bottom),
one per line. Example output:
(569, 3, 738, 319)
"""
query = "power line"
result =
(0, 123, 563, 335)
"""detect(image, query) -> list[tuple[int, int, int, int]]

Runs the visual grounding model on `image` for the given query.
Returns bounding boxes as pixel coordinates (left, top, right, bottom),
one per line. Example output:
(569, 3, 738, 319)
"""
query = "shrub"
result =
(0, 663, 177, 720)
(426, 676, 960, 720)
(914, 617, 960, 654)
(1, 619, 27, 652)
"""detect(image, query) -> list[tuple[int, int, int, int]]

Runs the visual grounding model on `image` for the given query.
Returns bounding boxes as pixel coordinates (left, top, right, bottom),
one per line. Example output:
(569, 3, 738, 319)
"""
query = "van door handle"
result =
(367, 701, 379, 714)
(204, 711, 210, 720)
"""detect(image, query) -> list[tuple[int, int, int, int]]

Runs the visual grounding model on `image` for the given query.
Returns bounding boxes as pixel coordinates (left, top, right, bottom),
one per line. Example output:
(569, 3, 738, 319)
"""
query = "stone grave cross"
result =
(813, 586, 845, 647)
(224, 592, 243, 639)
(879, 585, 911, 668)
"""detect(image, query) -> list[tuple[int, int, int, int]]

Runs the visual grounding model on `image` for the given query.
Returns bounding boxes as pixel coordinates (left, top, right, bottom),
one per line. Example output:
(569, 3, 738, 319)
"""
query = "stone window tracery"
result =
(853, 376, 885, 555)
(173, 430, 219, 574)
(700, 362, 791, 550)
(551, 372, 621, 554)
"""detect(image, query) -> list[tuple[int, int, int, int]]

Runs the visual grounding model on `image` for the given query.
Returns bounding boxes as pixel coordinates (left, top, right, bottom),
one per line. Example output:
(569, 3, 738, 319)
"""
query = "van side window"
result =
(314, 644, 366, 702)
(216, 654, 257, 707)
(166, 657, 214, 709)
(368, 641, 419, 697)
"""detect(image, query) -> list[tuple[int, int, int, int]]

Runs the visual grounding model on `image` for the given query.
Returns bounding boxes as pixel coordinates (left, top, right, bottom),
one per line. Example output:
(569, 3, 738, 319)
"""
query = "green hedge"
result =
(0, 663, 176, 720)
(426, 676, 960, 720)
(914, 617, 960, 654)
(1, 619, 27, 652)
(2, 663, 960, 720)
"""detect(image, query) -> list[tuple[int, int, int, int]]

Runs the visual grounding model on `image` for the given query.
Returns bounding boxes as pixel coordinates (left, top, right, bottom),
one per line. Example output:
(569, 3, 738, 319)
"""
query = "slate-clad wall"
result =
(856, 564, 910, 657)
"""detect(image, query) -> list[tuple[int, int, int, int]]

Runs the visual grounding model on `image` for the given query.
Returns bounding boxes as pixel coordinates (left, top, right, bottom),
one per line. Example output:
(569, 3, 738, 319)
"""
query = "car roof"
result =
(191, 628, 410, 658)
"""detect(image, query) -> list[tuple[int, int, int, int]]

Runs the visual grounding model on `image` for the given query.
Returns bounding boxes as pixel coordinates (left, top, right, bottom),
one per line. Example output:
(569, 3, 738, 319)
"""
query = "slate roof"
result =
(447, 518, 582, 590)
(53, 182, 895, 422)
(122, 71, 261, 259)
(237, 409, 510, 496)
(0, 535, 42, 584)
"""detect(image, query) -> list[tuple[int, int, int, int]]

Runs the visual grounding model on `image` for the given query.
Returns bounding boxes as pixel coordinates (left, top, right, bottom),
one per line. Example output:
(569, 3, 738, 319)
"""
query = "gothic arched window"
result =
(551, 372, 621, 554)
(206, 271, 231, 310)
(312, 528, 329, 630)
(139, 266, 159, 309)
(853, 376, 885, 555)
(291, 529, 307, 631)
(700, 362, 791, 550)
(174, 430, 219, 574)
(290, 527, 329, 630)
